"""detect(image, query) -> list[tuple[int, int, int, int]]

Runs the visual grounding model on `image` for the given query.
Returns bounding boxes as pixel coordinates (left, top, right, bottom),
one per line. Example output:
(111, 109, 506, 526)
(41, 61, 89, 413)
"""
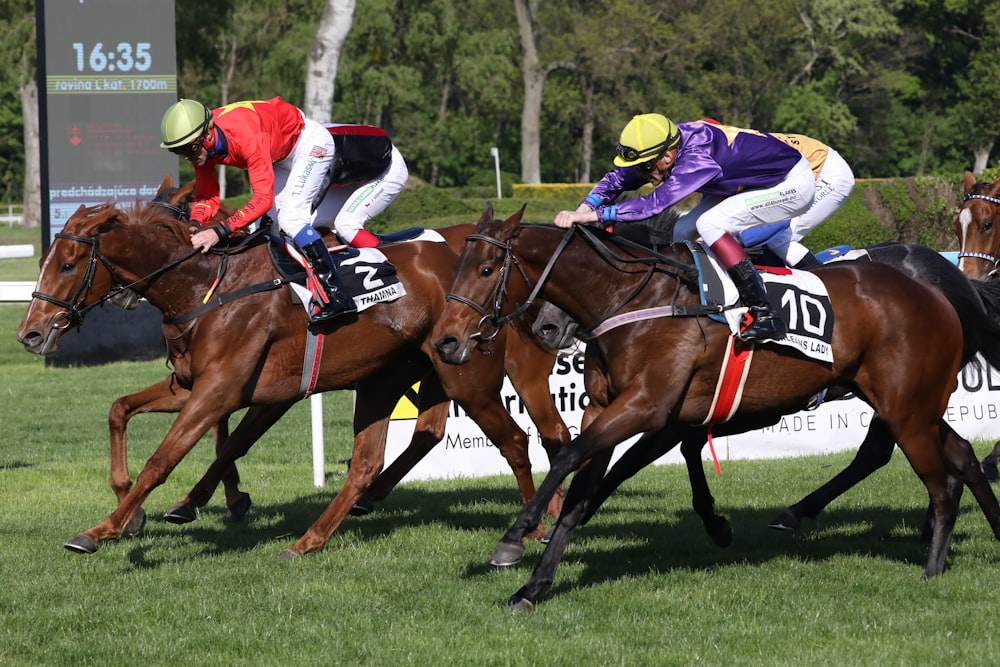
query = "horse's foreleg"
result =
(164, 402, 294, 524)
(504, 338, 572, 519)
(770, 417, 895, 531)
(492, 387, 664, 568)
(66, 384, 243, 554)
(508, 450, 614, 612)
(580, 425, 687, 526)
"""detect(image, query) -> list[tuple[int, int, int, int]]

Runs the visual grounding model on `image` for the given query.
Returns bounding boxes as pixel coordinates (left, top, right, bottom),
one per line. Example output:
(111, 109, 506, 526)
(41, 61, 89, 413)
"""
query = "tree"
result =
(304, 0, 356, 122)
(0, 0, 39, 226)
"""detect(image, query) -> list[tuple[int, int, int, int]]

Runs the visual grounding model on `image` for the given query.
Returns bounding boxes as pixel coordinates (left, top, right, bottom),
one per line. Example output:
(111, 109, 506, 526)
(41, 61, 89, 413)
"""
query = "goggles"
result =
(168, 138, 204, 158)
(615, 138, 669, 164)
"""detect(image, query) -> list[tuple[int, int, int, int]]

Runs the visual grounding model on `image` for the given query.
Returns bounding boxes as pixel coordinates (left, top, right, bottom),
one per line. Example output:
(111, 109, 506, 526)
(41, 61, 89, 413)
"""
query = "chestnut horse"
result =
(17, 199, 562, 558)
(431, 206, 1000, 610)
(97, 179, 568, 533)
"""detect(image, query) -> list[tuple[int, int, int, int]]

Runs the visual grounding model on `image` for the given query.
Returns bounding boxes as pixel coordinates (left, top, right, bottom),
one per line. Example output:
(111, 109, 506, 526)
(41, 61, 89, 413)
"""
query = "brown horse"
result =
(956, 170, 1000, 281)
(98, 179, 569, 533)
(431, 206, 1000, 610)
(16, 197, 563, 559)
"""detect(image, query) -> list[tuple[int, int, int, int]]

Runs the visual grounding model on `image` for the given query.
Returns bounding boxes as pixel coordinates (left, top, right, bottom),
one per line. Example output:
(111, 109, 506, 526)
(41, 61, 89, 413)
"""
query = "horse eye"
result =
(984, 221, 993, 232)
(60, 263, 75, 273)
(479, 266, 494, 278)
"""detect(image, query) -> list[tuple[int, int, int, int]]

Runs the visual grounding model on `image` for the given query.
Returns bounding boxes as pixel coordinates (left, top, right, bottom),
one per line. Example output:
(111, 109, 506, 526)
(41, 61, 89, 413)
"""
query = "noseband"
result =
(960, 193, 1000, 278)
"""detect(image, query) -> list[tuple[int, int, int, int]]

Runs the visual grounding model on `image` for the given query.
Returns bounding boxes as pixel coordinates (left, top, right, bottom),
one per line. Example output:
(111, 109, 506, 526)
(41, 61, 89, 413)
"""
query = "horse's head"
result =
(531, 301, 582, 350)
(16, 202, 129, 355)
(433, 203, 527, 364)
(956, 170, 1000, 280)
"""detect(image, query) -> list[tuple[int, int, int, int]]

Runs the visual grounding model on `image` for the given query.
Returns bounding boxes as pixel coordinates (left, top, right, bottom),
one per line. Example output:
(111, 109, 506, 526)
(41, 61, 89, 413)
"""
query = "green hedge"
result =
(222, 174, 970, 250)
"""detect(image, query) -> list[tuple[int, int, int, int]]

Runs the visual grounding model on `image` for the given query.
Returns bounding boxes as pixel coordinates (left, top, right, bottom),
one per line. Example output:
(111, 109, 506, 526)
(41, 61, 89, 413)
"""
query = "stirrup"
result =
(737, 309, 787, 343)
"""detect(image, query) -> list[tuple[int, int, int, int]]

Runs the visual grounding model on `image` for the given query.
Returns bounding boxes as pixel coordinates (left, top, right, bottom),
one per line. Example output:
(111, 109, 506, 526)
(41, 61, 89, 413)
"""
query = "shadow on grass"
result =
(109, 477, 999, 583)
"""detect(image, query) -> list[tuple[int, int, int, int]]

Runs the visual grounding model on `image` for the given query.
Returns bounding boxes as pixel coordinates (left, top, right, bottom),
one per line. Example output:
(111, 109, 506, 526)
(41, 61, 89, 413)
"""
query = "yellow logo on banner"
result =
(390, 383, 420, 420)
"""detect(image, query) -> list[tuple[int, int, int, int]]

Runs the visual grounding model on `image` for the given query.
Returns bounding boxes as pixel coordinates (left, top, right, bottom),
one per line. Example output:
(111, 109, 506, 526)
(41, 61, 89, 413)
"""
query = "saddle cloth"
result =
(687, 242, 835, 363)
(268, 238, 407, 315)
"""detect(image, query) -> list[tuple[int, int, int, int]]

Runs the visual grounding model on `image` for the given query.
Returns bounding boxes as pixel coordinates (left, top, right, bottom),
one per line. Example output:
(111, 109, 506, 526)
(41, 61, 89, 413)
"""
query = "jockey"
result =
(159, 97, 408, 323)
(554, 114, 817, 344)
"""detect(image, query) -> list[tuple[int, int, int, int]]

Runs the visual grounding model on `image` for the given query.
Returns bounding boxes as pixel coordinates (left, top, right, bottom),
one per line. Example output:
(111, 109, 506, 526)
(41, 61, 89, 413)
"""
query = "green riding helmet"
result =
(614, 113, 680, 167)
(160, 99, 212, 149)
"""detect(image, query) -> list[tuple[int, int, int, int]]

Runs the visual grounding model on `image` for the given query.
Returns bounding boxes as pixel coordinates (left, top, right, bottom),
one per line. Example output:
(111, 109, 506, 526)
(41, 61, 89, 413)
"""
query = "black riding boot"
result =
(792, 252, 822, 269)
(299, 239, 357, 323)
(728, 257, 786, 343)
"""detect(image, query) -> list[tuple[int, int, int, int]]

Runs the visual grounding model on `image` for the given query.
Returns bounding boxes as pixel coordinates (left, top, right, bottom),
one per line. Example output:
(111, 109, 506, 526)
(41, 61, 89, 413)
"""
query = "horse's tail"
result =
(948, 279, 1000, 372)
(867, 243, 1000, 370)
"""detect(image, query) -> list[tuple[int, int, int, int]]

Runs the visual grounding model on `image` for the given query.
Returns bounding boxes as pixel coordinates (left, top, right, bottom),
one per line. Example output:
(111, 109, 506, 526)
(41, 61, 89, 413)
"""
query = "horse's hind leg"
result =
(352, 378, 451, 514)
(982, 440, 1000, 482)
(282, 362, 427, 558)
(680, 429, 733, 548)
(164, 402, 295, 523)
(939, 421, 1000, 541)
(770, 417, 895, 530)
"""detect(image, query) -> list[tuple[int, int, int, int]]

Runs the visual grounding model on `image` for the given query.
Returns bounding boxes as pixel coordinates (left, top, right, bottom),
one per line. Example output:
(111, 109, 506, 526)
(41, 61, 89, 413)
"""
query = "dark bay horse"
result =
(431, 206, 1000, 610)
(16, 199, 562, 558)
(533, 241, 1000, 544)
(97, 179, 569, 533)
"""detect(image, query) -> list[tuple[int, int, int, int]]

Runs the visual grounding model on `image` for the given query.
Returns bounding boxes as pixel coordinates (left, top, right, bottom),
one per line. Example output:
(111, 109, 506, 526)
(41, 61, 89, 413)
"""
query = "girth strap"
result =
(163, 278, 288, 325)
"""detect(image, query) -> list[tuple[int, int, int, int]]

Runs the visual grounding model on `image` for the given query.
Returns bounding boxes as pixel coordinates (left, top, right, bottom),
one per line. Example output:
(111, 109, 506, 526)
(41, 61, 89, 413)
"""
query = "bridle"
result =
(444, 224, 700, 342)
(31, 229, 199, 329)
(959, 192, 1000, 278)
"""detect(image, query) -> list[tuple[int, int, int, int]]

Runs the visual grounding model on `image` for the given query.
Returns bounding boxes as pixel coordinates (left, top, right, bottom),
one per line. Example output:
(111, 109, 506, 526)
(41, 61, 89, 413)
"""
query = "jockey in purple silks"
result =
(555, 114, 819, 344)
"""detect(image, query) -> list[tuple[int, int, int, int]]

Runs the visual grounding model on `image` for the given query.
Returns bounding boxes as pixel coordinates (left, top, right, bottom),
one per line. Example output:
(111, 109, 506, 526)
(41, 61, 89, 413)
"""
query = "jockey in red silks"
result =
(554, 114, 819, 345)
(159, 97, 408, 323)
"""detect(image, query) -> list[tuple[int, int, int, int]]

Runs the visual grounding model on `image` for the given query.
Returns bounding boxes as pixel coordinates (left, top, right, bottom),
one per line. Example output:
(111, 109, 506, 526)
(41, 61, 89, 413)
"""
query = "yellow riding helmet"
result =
(160, 99, 212, 149)
(614, 113, 680, 167)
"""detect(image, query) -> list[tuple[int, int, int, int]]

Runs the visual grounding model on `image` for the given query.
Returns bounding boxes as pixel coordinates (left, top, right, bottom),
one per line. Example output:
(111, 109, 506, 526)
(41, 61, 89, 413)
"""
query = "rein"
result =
(31, 231, 201, 328)
(446, 223, 707, 341)
(960, 192, 1000, 277)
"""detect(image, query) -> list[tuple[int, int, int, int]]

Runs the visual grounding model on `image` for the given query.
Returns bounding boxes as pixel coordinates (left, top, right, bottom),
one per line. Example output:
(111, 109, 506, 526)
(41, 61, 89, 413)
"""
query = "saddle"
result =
(267, 237, 407, 314)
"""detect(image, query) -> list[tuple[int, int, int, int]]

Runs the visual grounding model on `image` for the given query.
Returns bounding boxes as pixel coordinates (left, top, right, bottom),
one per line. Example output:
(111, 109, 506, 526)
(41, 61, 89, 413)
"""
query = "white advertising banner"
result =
(384, 348, 1000, 482)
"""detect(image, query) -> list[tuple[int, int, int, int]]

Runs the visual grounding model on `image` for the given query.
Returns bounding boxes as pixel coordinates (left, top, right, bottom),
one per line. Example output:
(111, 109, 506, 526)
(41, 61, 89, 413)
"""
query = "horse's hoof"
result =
(229, 495, 253, 522)
(540, 526, 554, 544)
(163, 504, 197, 524)
(710, 521, 734, 548)
(506, 594, 536, 612)
(349, 496, 375, 516)
(64, 534, 99, 554)
(983, 461, 999, 483)
(277, 549, 302, 561)
(123, 508, 147, 538)
(768, 509, 801, 531)
(490, 541, 525, 567)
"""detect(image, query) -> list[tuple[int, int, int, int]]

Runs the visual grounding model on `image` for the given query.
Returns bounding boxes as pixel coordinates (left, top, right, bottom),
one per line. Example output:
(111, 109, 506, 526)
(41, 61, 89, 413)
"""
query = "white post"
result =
(490, 147, 502, 199)
(310, 393, 325, 487)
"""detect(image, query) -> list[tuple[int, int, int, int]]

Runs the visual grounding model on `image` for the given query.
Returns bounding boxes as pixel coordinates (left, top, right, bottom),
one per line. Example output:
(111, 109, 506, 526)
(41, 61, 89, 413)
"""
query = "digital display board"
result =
(37, 0, 178, 250)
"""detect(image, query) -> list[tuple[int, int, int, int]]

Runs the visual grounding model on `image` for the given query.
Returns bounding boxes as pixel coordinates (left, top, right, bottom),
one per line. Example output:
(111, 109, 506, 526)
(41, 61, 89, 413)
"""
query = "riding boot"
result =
(792, 252, 822, 269)
(727, 257, 787, 344)
(299, 238, 357, 322)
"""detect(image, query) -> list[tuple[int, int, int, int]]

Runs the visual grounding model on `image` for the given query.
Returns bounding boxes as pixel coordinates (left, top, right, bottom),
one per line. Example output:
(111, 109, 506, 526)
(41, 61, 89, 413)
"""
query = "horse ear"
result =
(174, 179, 197, 204)
(507, 204, 527, 226)
(158, 173, 175, 194)
(965, 170, 978, 194)
(477, 202, 495, 226)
